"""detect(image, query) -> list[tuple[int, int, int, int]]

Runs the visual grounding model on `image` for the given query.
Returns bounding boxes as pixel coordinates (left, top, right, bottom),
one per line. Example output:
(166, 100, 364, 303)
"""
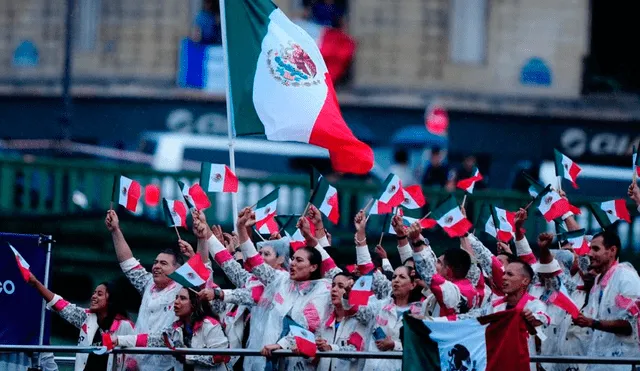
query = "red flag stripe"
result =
(308, 74, 374, 174)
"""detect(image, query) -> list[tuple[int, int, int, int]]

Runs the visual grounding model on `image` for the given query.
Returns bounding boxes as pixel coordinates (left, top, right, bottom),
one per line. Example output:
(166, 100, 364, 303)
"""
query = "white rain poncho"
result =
(581, 261, 640, 371)
(238, 239, 333, 371)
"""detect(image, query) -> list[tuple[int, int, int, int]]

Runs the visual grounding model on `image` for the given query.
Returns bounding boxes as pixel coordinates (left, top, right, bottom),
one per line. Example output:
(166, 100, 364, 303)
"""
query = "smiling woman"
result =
(27, 274, 134, 371)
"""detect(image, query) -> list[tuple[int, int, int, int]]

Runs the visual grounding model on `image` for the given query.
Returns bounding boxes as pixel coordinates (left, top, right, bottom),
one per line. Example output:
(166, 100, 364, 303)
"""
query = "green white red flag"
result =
(167, 254, 209, 288)
(112, 175, 141, 213)
(554, 149, 582, 189)
(255, 188, 280, 234)
(534, 185, 571, 222)
(162, 199, 188, 229)
(223, 0, 374, 174)
(310, 175, 339, 224)
(401, 185, 426, 209)
(590, 199, 631, 228)
(178, 181, 211, 210)
(490, 206, 516, 243)
(200, 163, 238, 193)
(456, 167, 483, 194)
(403, 310, 531, 371)
(9, 243, 31, 282)
(348, 275, 373, 307)
(376, 174, 404, 214)
(276, 215, 315, 251)
(386, 208, 436, 234)
(476, 204, 497, 240)
(431, 196, 472, 237)
(562, 229, 590, 255)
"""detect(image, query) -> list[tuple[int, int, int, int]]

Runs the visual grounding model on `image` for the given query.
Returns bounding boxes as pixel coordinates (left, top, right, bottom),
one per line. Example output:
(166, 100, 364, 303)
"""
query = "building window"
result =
(449, 0, 487, 65)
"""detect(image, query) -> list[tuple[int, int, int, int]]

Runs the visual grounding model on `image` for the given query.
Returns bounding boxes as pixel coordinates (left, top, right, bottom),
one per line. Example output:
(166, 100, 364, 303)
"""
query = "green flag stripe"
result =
(200, 163, 212, 191)
(430, 196, 458, 220)
(402, 314, 441, 371)
(167, 272, 197, 289)
(257, 188, 280, 208)
(310, 177, 330, 207)
(224, 0, 276, 136)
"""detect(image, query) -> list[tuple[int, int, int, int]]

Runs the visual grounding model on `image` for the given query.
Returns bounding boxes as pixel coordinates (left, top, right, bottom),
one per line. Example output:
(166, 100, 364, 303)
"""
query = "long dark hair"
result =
(97, 281, 129, 330)
(297, 247, 323, 281)
(186, 287, 219, 324)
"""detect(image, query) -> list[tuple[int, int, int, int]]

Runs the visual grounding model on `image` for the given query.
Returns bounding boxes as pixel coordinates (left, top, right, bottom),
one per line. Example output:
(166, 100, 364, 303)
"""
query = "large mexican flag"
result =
(403, 311, 530, 371)
(222, 0, 374, 174)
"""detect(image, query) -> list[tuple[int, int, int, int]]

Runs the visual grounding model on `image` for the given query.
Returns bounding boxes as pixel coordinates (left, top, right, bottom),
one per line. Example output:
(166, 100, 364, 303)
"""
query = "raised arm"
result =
(237, 208, 280, 287)
(106, 210, 152, 294)
(301, 211, 341, 279)
(193, 211, 254, 288)
(28, 273, 88, 329)
(391, 215, 413, 264)
(408, 223, 465, 314)
(354, 210, 391, 299)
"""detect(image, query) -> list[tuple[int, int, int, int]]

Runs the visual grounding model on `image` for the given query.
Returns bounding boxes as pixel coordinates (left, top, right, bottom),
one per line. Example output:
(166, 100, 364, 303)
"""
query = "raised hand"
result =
(375, 245, 388, 259)
(192, 210, 212, 240)
(537, 232, 554, 249)
(105, 210, 120, 232)
(297, 216, 316, 245)
(391, 215, 406, 236)
(353, 210, 367, 232)
(407, 222, 423, 245)
(496, 241, 512, 255)
(307, 205, 323, 228)
(178, 240, 195, 258)
(211, 225, 224, 243)
(514, 208, 527, 228)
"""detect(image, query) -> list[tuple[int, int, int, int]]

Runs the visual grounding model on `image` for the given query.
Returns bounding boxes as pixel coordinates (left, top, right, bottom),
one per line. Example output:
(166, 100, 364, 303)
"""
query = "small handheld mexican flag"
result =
(255, 188, 280, 234)
(400, 185, 426, 209)
(589, 199, 631, 228)
(385, 207, 436, 234)
(167, 254, 209, 288)
(376, 174, 404, 214)
(178, 181, 211, 210)
(288, 324, 317, 358)
(276, 215, 315, 251)
(348, 275, 373, 307)
(476, 204, 499, 240)
(534, 185, 571, 222)
(547, 284, 580, 319)
(490, 205, 516, 243)
(200, 163, 238, 193)
(562, 229, 590, 255)
(112, 175, 141, 213)
(431, 196, 472, 237)
(162, 198, 188, 229)
(9, 243, 31, 282)
(456, 167, 483, 194)
(522, 172, 545, 198)
(554, 149, 582, 189)
(310, 174, 339, 224)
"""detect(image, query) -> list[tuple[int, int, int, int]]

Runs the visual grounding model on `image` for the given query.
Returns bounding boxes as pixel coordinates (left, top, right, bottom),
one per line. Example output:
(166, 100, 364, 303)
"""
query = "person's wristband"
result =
(412, 240, 426, 248)
(396, 234, 407, 240)
(591, 320, 600, 330)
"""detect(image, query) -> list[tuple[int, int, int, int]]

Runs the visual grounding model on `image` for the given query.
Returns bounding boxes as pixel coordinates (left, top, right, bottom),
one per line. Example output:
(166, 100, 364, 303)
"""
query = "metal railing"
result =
(1, 345, 640, 369)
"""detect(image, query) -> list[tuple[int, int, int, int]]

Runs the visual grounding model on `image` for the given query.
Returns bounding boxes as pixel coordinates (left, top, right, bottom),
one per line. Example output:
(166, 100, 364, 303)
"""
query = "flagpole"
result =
(174, 226, 182, 240)
(219, 0, 239, 232)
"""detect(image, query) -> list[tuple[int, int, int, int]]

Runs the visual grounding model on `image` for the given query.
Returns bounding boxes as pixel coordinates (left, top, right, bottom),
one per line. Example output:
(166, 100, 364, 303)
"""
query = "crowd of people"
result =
(24, 180, 640, 371)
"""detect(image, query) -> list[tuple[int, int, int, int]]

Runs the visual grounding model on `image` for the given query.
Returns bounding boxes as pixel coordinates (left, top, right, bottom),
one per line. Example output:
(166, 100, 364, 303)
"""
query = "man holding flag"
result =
(104, 210, 187, 371)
